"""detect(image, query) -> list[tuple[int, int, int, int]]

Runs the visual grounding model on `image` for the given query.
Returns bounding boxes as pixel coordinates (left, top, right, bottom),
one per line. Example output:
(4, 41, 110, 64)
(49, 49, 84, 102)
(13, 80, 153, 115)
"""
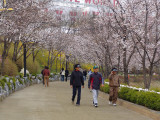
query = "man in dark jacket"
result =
(70, 64, 84, 106)
(88, 66, 104, 107)
(65, 69, 69, 82)
(83, 70, 87, 81)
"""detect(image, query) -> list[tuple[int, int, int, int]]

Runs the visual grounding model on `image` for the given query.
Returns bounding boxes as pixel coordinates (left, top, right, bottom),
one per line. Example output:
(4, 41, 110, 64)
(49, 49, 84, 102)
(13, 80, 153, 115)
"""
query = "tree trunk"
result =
(104, 46, 110, 78)
(60, 53, 62, 69)
(32, 48, 35, 62)
(48, 50, 51, 68)
(1, 40, 10, 75)
(117, 45, 121, 71)
(148, 63, 154, 89)
(142, 50, 148, 89)
(12, 41, 19, 62)
(123, 47, 129, 85)
(56, 57, 58, 73)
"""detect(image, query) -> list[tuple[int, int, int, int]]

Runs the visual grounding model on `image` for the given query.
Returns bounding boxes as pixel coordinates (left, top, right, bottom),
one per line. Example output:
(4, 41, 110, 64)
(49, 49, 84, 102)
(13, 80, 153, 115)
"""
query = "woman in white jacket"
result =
(60, 68, 65, 81)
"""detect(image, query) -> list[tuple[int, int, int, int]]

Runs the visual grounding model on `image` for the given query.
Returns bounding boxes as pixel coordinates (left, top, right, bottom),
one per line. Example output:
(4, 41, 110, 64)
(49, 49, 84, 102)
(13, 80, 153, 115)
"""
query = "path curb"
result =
(99, 91, 160, 120)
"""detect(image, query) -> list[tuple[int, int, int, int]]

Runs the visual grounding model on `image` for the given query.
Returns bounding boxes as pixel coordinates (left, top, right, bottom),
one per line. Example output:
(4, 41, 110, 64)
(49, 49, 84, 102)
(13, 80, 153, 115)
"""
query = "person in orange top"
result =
(43, 66, 50, 87)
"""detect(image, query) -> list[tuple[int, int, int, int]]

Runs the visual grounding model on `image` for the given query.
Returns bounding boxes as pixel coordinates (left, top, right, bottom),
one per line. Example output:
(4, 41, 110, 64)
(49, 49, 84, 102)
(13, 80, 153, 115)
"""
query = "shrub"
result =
(28, 78, 32, 83)
(100, 84, 109, 94)
(7, 82, 11, 90)
(27, 74, 30, 78)
(19, 73, 23, 78)
(27, 57, 40, 74)
(0, 58, 18, 76)
(136, 91, 146, 106)
(18, 79, 23, 85)
(12, 77, 16, 88)
(32, 73, 37, 77)
(0, 80, 5, 89)
(4, 75, 9, 77)
(15, 58, 23, 72)
(102, 86, 160, 111)
(2, 78, 7, 83)
(118, 87, 130, 100)
(38, 77, 42, 81)
(105, 79, 109, 82)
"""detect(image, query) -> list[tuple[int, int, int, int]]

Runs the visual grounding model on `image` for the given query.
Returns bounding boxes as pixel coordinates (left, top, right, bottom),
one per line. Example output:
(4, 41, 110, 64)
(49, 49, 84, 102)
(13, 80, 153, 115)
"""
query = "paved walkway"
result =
(0, 81, 152, 120)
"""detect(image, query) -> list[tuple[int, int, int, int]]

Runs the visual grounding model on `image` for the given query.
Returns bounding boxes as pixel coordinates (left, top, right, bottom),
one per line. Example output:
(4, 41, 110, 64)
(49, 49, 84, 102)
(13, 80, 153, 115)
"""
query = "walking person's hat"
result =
(112, 68, 118, 72)
(93, 66, 98, 69)
(74, 64, 81, 69)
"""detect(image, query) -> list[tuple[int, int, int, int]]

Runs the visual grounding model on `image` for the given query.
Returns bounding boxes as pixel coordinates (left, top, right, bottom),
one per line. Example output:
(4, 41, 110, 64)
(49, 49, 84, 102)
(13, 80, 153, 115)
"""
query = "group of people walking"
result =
(70, 64, 120, 107)
(41, 64, 120, 108)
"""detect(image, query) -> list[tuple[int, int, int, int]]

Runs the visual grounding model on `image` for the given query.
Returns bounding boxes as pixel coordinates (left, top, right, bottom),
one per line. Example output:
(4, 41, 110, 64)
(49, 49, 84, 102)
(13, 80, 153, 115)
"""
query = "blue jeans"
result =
(61, 75, 64, 81)
(83, 76, 86, 81)
(72, 86, 81, 105)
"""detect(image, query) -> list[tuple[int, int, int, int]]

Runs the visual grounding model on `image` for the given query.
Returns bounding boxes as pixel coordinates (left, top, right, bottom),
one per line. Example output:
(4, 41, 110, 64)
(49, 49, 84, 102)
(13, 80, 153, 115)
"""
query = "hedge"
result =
(100, 84, 160, 111)
(0, 59, 18, 76)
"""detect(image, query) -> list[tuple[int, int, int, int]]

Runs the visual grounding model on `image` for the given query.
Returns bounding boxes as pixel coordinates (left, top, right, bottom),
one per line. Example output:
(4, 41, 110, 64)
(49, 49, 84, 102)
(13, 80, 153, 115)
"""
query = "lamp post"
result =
(23, 42, 27, 77)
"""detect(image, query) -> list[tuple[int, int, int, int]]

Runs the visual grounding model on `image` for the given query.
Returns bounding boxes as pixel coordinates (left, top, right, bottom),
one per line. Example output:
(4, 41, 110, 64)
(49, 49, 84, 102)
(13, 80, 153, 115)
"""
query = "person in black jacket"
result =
(70, 64, 84, 106)
(83, 70, 87, 81)
(65, 69, 69, 82)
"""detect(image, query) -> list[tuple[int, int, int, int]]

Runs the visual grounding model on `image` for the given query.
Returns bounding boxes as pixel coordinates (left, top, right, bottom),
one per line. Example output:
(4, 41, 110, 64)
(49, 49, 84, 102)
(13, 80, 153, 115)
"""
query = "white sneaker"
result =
(94, 103, 98, 107)
(109, 101, 112, 105)
(113, 103, 117, 106)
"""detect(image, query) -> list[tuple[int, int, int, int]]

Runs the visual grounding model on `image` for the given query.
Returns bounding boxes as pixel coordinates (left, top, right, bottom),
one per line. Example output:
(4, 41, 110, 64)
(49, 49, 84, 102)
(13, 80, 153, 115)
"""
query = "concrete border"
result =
(99, 91, 160, 120)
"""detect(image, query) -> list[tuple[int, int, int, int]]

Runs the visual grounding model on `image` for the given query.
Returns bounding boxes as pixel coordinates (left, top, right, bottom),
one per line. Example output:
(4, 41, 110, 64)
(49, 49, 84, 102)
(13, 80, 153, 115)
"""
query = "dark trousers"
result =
(65, 76, 68, 82)
(72, 86, 81, 105)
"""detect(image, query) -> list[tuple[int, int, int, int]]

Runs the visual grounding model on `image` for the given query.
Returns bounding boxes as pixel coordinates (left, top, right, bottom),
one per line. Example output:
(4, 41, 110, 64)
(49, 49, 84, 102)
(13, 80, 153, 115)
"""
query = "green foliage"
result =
(28, 78, 32, 83)
(19, 73, 23, 78)
(150, 88, 160, 92)
(0, 58, 18, 76)
(119, 87, 139, 103)
(4, 75, 9, 77)
(101, 85, 160, 111)
(81, 63, 94, 71)
(15, 58, 23, 72)
(32, 73, 37, 77)
(100, 84, 109, 94)
(0, 80, 5, 89)
(2, 78, 7, 83)
(18, 79, 23, 85)
(38, 77, 42, 81)
(7, 82, 11, 90)
(27, 57, 40, 74)
(105, 79, 109, 82)
(118, 87, 160, 111)
(27, 74, 30, 78)
(12, 77, 16, 88)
